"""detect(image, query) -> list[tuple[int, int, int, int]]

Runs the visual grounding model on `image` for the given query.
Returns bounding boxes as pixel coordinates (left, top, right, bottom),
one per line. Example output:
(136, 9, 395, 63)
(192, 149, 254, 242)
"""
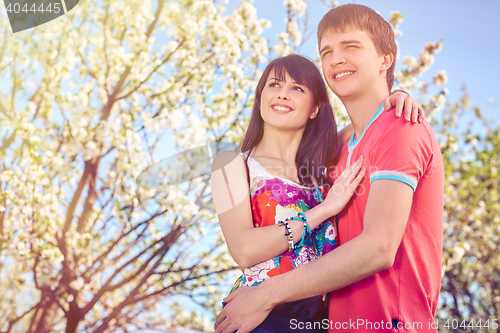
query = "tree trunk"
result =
(65, 312, 81, 333)
(28, 289, 60, 333)
(64, 298, 84, 333)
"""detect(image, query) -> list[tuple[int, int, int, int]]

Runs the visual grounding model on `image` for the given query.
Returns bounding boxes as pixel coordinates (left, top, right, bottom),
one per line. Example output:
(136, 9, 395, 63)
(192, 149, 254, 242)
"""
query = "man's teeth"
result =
(335, 71, 353, 78)
(274, 106, 291, 111)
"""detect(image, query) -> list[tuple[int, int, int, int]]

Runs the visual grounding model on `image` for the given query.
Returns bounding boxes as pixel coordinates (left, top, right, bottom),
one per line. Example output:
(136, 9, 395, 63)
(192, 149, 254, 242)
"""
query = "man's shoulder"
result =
(335, 141, 350, 167)
(368, 109, 443, 177)
(372, 108, 436, 143)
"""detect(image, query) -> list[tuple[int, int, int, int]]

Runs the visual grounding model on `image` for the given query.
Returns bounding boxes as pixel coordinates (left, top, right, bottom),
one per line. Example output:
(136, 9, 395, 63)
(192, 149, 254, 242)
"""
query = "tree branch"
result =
(76, 157, 101, 233)
(92, 225, 183, 333)
(83, 208, 167, 279)
(136, 266, 237, 304)
(2, 302, 41, 333)
(117, 39, 186, 101)
(102, 0, 166, 121)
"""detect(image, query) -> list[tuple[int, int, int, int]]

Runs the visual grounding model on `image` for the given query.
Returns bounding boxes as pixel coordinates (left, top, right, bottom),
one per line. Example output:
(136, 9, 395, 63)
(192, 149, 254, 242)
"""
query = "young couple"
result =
(211, 4, 444, 333)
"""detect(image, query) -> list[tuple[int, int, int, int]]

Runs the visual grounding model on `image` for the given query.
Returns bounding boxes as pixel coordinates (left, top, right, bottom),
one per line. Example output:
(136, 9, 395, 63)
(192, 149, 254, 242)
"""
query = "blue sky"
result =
(250, 0, 500, 122)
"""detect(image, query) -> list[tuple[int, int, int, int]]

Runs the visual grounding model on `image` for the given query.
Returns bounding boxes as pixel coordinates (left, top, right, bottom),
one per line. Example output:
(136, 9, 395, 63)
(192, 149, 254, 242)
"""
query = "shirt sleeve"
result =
(368, 116, 434, 191)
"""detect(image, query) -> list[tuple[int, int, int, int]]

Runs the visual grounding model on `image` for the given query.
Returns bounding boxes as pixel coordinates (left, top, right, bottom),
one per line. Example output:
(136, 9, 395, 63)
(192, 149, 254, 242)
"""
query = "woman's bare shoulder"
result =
(212, 150, 246, 172)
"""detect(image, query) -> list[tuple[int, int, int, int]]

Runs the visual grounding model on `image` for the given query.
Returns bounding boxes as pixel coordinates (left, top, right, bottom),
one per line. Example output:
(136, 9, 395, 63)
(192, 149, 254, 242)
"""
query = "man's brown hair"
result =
(317, 4, 397, 90)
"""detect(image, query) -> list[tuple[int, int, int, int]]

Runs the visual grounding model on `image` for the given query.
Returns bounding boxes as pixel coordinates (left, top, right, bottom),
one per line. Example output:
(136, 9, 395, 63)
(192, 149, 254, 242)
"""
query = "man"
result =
(215, 4, 444, 333)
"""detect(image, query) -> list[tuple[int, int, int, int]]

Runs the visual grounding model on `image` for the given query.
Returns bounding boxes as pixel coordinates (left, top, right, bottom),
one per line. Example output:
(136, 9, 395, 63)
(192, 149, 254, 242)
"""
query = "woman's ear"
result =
(310, 104, 320, 119)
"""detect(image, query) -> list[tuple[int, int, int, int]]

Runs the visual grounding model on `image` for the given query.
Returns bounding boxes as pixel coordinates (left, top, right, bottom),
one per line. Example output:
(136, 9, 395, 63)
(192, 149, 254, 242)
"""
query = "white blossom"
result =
(433, 70, 448, 86)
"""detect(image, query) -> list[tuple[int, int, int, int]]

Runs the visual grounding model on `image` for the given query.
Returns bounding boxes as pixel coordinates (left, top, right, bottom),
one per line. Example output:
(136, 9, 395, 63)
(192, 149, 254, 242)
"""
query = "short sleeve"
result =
(368, 115, 434, 191)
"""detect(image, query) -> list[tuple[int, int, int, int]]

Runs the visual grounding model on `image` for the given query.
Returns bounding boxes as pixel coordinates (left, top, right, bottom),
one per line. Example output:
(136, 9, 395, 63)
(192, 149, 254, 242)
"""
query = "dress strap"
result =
(238, 152, 269, 180)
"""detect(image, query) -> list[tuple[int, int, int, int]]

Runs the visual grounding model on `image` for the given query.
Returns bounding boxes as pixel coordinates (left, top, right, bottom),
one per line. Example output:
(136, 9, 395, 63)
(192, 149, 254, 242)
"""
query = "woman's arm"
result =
(211, 152, 363, 269)
(212, 152, 328, 269)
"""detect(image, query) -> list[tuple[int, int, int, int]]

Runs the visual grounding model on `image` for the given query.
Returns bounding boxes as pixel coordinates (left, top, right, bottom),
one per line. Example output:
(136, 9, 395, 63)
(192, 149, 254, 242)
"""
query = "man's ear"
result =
(381, 52, 394, 71)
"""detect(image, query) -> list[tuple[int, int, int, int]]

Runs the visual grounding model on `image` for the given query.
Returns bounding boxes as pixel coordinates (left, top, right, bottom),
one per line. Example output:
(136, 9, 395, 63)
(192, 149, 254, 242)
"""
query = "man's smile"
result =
(333, 71, 355, 80)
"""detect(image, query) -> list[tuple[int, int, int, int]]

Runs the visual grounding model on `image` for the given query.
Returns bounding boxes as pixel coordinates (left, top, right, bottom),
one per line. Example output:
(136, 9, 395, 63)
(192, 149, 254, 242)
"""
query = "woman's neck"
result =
(252, 126, 304, 165)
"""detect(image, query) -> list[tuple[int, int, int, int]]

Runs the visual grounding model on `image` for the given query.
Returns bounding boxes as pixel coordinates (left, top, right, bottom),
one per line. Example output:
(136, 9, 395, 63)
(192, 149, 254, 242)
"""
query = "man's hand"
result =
(384, 91, 425, 123)
(214, 286, 274, 333)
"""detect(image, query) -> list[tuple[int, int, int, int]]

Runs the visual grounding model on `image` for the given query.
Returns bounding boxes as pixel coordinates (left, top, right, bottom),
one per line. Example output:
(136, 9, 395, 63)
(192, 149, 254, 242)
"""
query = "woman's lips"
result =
(271, 104, 293, 113)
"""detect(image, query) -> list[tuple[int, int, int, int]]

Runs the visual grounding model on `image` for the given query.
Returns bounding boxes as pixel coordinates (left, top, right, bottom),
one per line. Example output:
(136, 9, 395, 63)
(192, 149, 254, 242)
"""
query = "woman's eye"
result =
(294, 86, 305, 92)
(269, 82, 279, 87)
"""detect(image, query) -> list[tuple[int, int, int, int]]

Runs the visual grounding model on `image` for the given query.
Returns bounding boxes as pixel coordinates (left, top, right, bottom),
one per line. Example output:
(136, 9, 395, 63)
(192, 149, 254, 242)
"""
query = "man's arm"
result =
(214, 179, 413, 333)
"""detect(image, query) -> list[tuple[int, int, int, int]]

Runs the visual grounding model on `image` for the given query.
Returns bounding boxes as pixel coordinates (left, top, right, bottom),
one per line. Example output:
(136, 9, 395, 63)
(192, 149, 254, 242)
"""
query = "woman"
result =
(211, 54, 422, 332)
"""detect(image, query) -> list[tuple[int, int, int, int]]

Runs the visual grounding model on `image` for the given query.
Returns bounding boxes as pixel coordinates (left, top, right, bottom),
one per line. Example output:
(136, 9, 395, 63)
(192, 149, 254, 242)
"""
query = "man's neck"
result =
(341, 90, 389, 141)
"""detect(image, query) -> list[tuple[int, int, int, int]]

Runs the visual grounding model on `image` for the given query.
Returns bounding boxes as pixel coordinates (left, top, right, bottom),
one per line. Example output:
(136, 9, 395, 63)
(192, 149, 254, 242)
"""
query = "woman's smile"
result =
(271, 104, 294, 114)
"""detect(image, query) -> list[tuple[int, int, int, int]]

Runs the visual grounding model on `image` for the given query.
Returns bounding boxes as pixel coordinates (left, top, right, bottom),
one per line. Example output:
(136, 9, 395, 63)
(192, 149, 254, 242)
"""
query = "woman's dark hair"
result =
(240, 54, 338, 186)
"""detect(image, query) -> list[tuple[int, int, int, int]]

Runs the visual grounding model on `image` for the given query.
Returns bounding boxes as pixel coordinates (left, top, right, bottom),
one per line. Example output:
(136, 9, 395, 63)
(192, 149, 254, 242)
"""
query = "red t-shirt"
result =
(328, 104, 444, 332)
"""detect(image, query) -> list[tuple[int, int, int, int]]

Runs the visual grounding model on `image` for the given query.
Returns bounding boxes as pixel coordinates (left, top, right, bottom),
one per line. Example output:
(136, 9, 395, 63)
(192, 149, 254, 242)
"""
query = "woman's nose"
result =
(277, 88, 290, 100)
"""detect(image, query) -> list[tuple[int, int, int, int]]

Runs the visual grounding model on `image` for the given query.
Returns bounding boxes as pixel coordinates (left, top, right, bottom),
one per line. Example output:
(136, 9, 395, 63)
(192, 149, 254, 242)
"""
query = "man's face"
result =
(319, 26, 388, 100)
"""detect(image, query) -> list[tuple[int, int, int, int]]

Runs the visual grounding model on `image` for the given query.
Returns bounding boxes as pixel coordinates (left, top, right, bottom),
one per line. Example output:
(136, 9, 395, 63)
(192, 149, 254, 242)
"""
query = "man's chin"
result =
(328, 88, 356, 101)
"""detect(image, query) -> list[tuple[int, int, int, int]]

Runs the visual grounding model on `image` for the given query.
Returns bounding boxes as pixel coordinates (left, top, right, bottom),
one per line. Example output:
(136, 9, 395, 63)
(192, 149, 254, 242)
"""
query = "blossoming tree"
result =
(1, 0, 497, 332)
(0, 0, 270, 331)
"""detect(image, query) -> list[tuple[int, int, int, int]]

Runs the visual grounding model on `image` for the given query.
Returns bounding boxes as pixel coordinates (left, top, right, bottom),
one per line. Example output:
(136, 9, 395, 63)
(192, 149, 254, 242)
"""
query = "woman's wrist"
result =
(304, 203, 334, 230)
(326, 199, 343, 217)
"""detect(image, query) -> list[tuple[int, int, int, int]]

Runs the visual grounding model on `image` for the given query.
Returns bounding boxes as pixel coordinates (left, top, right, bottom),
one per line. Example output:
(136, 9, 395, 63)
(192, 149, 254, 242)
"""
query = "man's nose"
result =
(332, 57, 346, 66)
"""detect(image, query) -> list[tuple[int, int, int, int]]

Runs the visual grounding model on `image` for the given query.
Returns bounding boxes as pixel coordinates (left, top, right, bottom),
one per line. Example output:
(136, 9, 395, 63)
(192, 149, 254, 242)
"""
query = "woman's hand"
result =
(323, 156, 366, 216)
(383, 91, 425, 123)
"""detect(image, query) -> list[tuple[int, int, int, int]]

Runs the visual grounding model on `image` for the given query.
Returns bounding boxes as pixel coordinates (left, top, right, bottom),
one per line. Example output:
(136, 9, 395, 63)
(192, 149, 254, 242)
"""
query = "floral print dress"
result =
(228, 153, 337, 294)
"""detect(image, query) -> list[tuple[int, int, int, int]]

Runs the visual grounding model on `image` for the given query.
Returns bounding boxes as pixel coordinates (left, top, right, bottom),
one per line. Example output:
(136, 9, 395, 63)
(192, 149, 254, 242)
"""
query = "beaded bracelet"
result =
(290, 212, 312, 249)
(278, 219, 294, 252)
(297, 212, 312, 234)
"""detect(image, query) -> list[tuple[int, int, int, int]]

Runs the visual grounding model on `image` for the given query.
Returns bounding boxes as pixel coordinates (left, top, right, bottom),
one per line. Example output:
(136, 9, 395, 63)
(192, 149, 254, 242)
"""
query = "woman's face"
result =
(260, 69, 318, 131)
